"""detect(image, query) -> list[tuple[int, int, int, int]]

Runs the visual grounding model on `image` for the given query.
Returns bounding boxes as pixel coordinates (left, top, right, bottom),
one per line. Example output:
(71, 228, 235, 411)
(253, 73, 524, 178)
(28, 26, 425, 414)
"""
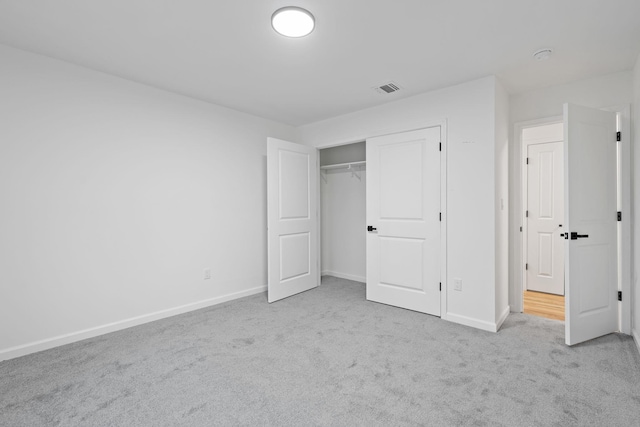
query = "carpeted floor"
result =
(1, 276, 639, 426)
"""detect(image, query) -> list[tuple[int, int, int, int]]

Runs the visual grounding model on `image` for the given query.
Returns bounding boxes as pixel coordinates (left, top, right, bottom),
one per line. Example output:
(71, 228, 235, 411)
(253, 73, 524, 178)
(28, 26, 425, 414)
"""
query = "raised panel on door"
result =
(379, 142, 424, 220)
(267, 138, 318, 303)
(526, 141, 564, 295)
(279, 150, 310, 220)
(279, 232, 310, 282)
(366, 127, 440, 316)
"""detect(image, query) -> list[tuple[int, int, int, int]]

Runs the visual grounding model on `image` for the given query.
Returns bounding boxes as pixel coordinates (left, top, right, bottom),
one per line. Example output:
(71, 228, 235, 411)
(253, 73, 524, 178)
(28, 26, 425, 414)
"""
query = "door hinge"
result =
(439, 212, 441, 221)
(617, 211, 622, 221)
(616, 131, 621, 141)
(439, 142, 441, 151)
(526, 157, 529, 165)
(525, 263, 528, 270)
(520, 226, 522, 232)
(439, 282, 442, 291)
(526, 210, 529, 218)
(618, 291, 622, 301)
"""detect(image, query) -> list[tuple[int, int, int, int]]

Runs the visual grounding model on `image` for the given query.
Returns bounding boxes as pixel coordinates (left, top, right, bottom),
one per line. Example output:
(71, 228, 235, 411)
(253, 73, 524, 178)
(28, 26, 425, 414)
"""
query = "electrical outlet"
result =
(204, 268, 211, 280)
(454, 278, 462, 291)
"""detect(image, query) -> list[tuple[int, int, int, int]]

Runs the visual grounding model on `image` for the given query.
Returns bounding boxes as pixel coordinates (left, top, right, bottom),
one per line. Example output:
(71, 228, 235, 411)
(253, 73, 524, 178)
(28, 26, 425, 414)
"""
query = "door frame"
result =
(606, 104, 631, 335)
(512, 106, 631, 335)
(520, 118, 564, 299)
(314, 119, 448, 320)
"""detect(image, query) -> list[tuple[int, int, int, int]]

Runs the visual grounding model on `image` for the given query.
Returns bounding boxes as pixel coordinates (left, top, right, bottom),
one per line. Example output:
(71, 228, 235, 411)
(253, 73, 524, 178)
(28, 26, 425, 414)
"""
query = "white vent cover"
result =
(373, 82, 401, 95)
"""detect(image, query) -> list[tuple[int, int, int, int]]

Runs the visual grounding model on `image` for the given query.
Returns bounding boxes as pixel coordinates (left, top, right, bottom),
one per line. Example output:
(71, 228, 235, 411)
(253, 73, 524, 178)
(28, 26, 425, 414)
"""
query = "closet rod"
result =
(320, 160, 366, 170)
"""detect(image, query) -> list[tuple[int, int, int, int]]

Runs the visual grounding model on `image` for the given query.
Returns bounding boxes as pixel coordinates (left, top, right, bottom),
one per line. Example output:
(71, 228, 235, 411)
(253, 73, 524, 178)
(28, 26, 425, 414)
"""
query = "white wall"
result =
(494, 79, 510, 325)
(508, 71, 634, 312)
(0, 45, 295, 360)
(510, 71, 633, 124)
(321, 167, 366, 282)
(297, 76, 503, 331)
(633, 54, 640, 350)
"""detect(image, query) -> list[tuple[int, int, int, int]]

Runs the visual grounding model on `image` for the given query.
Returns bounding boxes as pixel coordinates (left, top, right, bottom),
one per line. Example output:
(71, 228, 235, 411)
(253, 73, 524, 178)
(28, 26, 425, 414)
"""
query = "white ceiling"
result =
(1, 0, 639, 126)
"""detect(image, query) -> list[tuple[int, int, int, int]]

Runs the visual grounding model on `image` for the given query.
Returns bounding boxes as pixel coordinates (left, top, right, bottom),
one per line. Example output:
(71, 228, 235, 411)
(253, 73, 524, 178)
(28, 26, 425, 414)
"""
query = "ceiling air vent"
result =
(373, 82, 401, 95)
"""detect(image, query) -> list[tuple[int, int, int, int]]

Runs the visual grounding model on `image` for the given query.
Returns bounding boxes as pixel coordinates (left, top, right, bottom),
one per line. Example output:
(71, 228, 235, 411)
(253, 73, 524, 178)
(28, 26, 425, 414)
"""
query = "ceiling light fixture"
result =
(271, 6, 315, 38)
(533, 48, 553, 61)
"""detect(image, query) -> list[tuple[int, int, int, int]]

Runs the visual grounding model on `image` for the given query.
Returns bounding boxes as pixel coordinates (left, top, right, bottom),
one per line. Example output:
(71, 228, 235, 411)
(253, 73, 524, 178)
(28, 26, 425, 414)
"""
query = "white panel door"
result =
(564, 104, 618, 346)
(527, 141, 564, 295)
(267, 137, 318, 303)
(366, 127, 441, 316)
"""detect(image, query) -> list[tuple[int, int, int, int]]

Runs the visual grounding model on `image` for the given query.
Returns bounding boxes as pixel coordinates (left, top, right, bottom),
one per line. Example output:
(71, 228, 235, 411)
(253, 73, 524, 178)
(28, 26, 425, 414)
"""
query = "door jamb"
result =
(602, 105, 631, 335)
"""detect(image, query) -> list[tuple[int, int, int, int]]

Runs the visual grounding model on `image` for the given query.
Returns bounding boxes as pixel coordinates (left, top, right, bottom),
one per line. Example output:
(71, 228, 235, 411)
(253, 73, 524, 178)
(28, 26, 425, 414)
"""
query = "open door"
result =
(564, 104, 618, 346)
(365, 127, 441, 316)
(267, 137, 318, 303)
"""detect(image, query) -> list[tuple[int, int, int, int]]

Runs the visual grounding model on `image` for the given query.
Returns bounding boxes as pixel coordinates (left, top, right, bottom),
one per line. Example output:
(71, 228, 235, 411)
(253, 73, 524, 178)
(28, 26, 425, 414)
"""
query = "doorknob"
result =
(367, 225, 377, 232)
(570, 232, 589, 240)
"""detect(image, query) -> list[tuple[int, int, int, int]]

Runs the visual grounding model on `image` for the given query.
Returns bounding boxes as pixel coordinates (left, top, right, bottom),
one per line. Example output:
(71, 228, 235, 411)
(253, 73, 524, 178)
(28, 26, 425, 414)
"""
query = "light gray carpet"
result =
(1, 276, 639, 426)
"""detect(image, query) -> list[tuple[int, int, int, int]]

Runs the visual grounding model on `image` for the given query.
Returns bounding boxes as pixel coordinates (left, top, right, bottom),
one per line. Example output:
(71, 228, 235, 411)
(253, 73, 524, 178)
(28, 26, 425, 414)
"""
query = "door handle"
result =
(570, 232, 589, 240)
(367, 225, 377, 232)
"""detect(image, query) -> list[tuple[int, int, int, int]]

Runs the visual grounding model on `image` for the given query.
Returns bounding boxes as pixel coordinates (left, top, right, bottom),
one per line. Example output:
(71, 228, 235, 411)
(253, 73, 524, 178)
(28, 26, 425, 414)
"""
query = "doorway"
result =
(521, 122, 565, 321)
(514, 104, 631, 345)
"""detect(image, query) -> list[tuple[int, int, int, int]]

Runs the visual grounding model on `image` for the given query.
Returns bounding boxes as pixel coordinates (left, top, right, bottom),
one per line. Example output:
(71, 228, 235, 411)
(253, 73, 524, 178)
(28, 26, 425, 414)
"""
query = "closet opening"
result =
(319, 141, 367, 285)
(267, 125, 445, 315)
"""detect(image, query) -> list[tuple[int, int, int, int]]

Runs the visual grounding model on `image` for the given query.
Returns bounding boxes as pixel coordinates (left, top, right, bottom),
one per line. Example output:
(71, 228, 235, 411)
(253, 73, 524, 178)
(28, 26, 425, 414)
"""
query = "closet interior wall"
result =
(320, 142, 366, 283)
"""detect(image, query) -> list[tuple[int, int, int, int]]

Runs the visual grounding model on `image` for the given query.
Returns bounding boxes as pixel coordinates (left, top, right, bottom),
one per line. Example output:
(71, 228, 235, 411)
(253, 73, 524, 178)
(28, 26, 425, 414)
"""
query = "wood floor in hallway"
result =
(523, 290, 565, 321)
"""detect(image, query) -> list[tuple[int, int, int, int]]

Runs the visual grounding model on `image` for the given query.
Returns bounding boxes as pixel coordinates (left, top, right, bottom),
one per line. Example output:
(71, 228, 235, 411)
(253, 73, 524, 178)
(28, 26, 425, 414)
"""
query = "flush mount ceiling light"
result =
(271, 6, 315, 38)
(533, 48, 553, 61)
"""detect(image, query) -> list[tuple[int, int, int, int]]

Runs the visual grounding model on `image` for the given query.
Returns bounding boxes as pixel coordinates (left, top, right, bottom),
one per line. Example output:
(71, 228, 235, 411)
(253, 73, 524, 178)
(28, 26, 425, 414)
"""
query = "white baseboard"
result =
(633, 329, 640, 356)
(445, 312, 501, 333)
(0, 285, 267, 362)
(321, 270, 365, 283)
(496, 305, 511, 331)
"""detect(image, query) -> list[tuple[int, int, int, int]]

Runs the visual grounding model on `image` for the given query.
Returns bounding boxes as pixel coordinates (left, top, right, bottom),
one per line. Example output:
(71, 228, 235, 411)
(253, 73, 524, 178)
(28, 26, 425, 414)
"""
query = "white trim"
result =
(619, 107, 631, 335)
(316, 149, 322, 289)
(601, 105, 631, 335)
(633, 329, 640, 356)
(439, 121, 448, 321)
(496, 306, 511, 331)
(0, 285, 267, 362)
(312, 118, 449, 150)
(321, 270, 365, 283)
(446, 312, 501, 333)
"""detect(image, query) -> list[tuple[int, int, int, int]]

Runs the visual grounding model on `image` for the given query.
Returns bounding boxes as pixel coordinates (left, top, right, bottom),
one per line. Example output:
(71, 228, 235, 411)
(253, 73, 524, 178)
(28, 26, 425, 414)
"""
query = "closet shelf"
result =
(320, 161, 366, 170)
